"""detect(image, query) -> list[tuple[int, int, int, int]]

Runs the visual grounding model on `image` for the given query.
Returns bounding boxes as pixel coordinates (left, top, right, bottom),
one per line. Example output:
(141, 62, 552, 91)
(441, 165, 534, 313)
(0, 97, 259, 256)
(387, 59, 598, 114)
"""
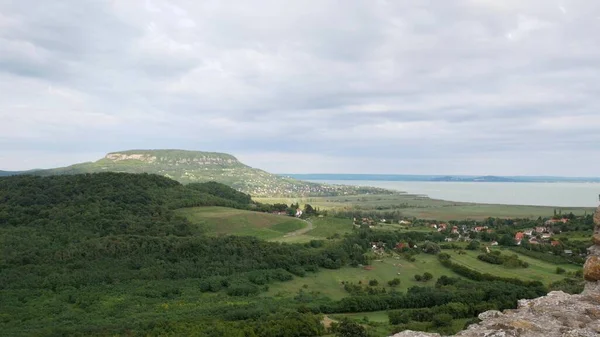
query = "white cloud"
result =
(0, 0, 599, 175)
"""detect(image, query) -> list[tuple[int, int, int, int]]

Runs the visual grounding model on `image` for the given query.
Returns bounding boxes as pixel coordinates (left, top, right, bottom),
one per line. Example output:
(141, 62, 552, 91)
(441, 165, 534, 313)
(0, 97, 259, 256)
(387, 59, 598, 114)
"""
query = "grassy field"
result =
(264, 245, 581, 301)
(446, 248, 581, 283)
(271, 217, 355, 244)
(263, 254, 461, 300)
(255, 194, 594, 220)
(554, 231, 594, 242)
(175, 206, 307, 240)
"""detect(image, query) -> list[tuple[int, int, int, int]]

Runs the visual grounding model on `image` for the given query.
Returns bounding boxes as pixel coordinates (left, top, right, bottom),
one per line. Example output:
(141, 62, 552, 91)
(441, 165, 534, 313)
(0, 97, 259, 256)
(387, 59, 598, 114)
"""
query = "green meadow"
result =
(263, 255, 458, 300)
(175, 206, 307, 240)
(446, 248, 581, 283)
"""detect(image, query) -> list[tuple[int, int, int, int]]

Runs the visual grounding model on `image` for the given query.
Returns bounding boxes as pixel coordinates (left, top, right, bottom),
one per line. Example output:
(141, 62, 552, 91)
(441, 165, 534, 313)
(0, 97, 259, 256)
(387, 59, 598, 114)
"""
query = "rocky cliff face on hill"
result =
(33, 150, 392, 197)
(393, 205, 600, 337)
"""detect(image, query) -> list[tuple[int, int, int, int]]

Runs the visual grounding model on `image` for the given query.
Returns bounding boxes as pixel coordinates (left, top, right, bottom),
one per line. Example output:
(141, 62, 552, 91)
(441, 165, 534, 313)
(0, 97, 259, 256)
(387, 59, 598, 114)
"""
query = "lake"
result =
(311, 180, 600, 207)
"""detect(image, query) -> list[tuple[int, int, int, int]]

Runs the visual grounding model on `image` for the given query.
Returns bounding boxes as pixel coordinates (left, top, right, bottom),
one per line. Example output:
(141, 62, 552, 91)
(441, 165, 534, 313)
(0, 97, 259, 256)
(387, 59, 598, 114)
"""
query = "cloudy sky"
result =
(1, 0, 599, 176)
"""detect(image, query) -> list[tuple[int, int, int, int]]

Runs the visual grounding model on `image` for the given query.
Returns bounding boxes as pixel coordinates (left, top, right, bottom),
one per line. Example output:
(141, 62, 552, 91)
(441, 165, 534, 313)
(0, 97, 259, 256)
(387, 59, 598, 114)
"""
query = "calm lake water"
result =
(312, 180, 600, 207)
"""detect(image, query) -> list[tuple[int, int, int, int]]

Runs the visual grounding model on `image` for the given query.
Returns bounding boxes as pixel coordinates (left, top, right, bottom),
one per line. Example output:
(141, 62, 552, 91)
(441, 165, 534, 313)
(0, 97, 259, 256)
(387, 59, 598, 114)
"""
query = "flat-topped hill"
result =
(31, 149, 391, 197)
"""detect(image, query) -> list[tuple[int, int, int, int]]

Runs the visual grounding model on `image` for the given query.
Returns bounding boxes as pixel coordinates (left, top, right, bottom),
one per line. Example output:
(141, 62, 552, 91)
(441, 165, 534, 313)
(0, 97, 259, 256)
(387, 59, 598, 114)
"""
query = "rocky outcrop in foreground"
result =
(392, 204, 600, 337)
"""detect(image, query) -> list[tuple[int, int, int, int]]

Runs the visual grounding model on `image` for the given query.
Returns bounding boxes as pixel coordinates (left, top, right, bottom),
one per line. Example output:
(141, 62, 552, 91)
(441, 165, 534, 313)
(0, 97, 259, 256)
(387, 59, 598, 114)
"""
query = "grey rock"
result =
(479, 310, 504, 320)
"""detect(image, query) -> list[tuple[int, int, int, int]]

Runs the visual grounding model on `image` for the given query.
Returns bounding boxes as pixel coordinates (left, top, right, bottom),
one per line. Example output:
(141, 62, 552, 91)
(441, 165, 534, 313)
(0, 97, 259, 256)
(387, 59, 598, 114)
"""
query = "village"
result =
(353, 215, 582, 258)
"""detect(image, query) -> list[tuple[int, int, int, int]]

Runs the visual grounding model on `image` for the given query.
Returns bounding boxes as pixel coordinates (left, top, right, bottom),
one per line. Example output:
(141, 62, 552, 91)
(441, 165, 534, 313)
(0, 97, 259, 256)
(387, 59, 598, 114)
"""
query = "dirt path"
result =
(283, 218, 314, 237)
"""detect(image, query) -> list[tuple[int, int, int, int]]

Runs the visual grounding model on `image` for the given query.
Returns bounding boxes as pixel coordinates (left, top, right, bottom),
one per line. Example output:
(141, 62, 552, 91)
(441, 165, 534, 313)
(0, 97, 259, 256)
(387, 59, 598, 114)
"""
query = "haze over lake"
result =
(312, 180, 600, 208)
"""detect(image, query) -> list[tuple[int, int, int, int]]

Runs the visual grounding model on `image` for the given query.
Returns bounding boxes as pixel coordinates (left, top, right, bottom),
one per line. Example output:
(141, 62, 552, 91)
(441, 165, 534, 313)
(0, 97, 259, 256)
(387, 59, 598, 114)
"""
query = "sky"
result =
(1, 0, 599, 176)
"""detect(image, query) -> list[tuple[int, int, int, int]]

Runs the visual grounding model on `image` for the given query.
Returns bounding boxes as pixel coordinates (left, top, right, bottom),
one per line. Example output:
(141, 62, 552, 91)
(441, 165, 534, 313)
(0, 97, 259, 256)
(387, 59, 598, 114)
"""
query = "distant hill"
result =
(31, 149, 391, 197)
(0, 170, 23, 177)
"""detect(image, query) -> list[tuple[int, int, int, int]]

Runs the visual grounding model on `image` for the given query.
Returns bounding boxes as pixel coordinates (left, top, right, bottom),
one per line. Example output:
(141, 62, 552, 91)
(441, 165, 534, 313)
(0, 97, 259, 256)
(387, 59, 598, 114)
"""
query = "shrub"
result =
(332, 319, 368, 337)
(432, 313, 453, 327)
(388, 278, 401, 287)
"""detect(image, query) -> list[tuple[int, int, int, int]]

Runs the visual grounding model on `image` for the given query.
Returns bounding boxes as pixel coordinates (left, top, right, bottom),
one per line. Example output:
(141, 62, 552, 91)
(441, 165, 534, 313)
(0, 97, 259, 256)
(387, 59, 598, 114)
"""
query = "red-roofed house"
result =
(515, 232, 524, 245)
(551, 241, 561, 247)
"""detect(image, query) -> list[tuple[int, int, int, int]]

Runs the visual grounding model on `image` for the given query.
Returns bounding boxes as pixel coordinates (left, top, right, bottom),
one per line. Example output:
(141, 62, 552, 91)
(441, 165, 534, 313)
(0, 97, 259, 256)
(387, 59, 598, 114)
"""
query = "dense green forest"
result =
(0, 173, 565, 336)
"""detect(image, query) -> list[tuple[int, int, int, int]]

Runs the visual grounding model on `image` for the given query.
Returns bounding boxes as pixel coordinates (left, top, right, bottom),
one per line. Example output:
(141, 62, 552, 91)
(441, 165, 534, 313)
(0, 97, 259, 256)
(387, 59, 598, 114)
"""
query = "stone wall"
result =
(391, 205, 600, 337)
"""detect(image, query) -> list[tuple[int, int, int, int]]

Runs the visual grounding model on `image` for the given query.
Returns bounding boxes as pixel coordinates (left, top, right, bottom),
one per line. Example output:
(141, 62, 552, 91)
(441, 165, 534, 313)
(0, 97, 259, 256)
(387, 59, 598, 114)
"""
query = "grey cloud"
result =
(0, 0, 599, 175)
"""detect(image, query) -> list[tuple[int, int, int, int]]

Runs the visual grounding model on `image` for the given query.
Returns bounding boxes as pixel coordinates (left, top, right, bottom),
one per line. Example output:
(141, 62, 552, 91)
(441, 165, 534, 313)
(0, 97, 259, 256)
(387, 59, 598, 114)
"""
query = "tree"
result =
(422, 272, 433, 281)
(368, 279, 379, 286)
(498, 234, 515, 246)
(466, 240, 480, 251)
(334, 319, 368, 337)
(304, 204, 316, 215)
(422, 241, 441, 254)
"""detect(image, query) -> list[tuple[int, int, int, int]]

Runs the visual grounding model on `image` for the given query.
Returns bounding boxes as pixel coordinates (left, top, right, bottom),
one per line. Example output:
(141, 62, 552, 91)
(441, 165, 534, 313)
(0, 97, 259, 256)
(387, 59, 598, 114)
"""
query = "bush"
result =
(432, 313, 453, 327)
(388, 310, 410, 324)
(226, 283, 260, 296)
(333, 319, 368, 337)
(466, 240, 480, 250)
(414, 274, 423, 281)
(438, 253, 451, 261)
(556, 267, 566, 275)
(369, 279, 379, 286)
(422, 241, 441, 254)
(549, 278, 584, 294)
(388, 278, 401, 287)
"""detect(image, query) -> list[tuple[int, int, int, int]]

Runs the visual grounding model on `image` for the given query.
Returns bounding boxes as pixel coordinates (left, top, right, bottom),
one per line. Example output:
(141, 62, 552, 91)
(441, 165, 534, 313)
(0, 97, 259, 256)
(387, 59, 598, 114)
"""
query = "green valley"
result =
(0, 172, 593, 337)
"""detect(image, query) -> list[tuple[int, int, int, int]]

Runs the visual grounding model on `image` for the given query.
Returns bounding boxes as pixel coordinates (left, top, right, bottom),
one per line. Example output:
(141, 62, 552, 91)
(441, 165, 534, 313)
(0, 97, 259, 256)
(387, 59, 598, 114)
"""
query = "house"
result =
(451, 226, 459, 234)
(399, 220, 412, 225)
(545, 218, 569, 226)
(535, 226, 547, 233)
(564, 250, 573, 255)
(295, 209, 303, 218)
(541, 233, 552, 239)
(490, 241, 499, 246)
(430, 224, 438, 229)
(437, 223, 448, 232)
(523, 229, 534, 236)
(515, 232, 525, 245)
(395, 242, 406, 250)
(528, 237, 539, 244)
(551, 241, 561, 247)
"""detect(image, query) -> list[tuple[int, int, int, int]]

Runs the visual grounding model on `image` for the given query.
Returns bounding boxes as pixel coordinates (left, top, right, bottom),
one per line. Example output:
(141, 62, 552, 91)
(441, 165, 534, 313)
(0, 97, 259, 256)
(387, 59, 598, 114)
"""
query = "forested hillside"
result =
(0, 173, 357, 336)
(0, 173, 562, 336)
